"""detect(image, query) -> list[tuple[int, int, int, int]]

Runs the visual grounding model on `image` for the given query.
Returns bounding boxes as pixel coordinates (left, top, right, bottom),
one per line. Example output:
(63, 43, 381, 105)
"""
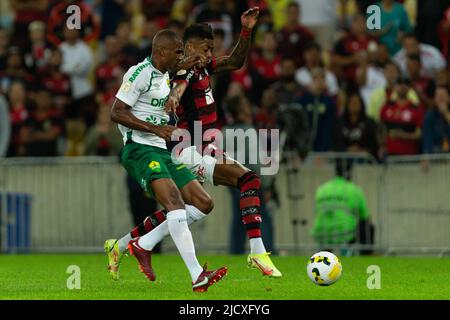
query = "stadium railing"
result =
(0, 153, 449, 255)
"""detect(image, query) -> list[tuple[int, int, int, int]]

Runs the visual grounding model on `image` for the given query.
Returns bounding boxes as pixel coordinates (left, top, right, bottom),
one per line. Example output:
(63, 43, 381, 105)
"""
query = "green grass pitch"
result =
(0, 254, 448, 300)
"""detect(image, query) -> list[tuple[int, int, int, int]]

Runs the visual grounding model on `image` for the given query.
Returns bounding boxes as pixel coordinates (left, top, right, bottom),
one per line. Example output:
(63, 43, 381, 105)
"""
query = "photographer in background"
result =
(423, 86, 450, 154)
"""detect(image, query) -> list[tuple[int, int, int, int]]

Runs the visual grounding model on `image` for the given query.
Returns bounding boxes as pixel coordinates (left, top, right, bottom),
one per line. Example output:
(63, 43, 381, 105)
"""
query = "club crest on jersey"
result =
(149, 161, 161, 172)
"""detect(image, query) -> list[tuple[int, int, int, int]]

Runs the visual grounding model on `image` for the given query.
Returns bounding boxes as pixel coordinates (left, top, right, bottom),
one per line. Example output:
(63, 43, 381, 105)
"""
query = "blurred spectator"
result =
(295, 42, 339, 97)
(84, 105, 123, 156)
(331, 14, 375, 89)
(95, 35, 124, 94)
(380, 77, 423, 156)
(11, 0, 48, 48)
(47, 0, 100, 47)
(270, 57, 305, 104)
(334, 91, 378, 159)
(266, 0, 290, 31)
(416, 0, 450, 53)
(394, 33, 447, 80)
(20, 89, 64, 157)
(367, 60, 419, 122)
(115, 19, 142, 68)
(138, 19, 161, 60)
(167, 18, 186, 37)
(372, 42, 391, 68)
(0, 28, 11, 70)
(312, 160, 373, 255)
(222, 94, 276, 254)
(0, 95, 11, 157)
(141, 0, 173, 29)
(59, 26, 96, 127)
(99, 0, 126, 40)
(372, 0, 412, 56)
(276, 2, 314, 68)
(423, 86, 450, 154)
(24, 21, 51, 75)
(438, 7, 450, 60)
(0, 0, 14, 30)
(0, 47, 35, 94)
(125, 0, 148, 45)
(249, 30, 281, 104)
(254, 88, 279, 131)
(211, 28, 230, 129)
(295, 0, 338, 50)
(41, 49, 72, 111)
(7, 81, 32, 157)
(191, 0, 233, 49)
(355, 49, 387, 108)
(405, 54, 435, 108)
(171, 0, 193, 23)
(297, 67, 336, 152)
(252, 9, 274, 49)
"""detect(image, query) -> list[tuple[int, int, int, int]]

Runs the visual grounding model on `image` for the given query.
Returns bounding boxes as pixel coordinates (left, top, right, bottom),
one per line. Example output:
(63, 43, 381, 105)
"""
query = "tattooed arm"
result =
(213, 7, 259, 74)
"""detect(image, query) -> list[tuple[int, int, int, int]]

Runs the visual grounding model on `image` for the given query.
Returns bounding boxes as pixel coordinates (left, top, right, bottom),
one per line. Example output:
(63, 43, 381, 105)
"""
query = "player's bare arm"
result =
(165, 81, 189, 113)
(214, 7, 259, 73)
(111, 98, 176, 140)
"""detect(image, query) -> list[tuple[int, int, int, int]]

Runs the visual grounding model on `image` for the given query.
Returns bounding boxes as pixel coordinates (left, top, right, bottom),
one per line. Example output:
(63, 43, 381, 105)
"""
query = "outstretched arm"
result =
(213, 7, 259, 74)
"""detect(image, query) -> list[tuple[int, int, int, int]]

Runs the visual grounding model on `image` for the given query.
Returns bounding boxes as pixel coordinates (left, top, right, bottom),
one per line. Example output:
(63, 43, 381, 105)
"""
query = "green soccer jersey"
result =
(115, 57, 170, 149)
(312, 177, 369, 244)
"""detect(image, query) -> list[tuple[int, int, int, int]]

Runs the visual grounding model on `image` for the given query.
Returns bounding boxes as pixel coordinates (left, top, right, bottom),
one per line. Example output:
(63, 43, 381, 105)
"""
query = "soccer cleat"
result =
(127, 238, 156, 282)
(104, 239, 125, 280)
(247, 252, 282, 278)
(192, 264, 228, 292)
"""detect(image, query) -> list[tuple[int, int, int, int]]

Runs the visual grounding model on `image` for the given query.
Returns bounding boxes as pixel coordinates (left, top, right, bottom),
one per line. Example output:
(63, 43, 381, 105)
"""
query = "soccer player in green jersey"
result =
(106, 29, 226, 292)
(108, 7, 282, 281)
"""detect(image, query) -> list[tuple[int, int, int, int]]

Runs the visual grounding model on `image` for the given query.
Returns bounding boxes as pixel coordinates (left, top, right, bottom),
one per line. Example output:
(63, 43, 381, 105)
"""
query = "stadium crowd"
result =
(0, 0, 449, 161)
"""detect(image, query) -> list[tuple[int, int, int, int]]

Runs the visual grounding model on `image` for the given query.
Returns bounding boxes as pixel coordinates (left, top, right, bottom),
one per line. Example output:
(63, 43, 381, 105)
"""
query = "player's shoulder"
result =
(172, 67, 196, 82)
(124, 57, 155, 81)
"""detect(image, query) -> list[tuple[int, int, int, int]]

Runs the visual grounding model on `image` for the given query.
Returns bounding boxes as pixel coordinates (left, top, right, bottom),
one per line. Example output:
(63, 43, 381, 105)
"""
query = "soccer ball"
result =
(307, 251, 342, 286)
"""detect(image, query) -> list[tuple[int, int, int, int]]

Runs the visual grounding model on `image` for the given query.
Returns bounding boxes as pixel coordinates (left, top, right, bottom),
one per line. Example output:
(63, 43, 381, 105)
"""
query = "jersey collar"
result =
(147, 56, 165, 75)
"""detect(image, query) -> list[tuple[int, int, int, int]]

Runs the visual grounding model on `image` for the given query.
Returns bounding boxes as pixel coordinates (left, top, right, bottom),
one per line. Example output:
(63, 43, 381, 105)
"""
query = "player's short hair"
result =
(152, 29, 181, 48)
(183, 23, 214, 42)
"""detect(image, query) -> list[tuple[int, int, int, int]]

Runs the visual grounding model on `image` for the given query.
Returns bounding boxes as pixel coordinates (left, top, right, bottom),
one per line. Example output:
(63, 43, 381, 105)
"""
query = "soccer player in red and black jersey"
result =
(118, 7, 282, 279)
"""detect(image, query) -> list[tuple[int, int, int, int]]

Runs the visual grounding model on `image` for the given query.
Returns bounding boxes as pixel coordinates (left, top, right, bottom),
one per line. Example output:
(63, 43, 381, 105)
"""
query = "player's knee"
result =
(194, 192, 214, 214)
(163, 186, 185, 211)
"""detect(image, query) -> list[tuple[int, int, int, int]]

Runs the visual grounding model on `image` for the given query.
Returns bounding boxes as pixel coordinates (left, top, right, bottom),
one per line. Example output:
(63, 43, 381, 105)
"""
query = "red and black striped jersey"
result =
(171, 58, 218, 150)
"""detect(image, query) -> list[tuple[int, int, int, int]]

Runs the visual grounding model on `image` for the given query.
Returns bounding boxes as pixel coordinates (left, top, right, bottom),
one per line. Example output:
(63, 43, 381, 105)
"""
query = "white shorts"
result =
(172, 145, 218, 184)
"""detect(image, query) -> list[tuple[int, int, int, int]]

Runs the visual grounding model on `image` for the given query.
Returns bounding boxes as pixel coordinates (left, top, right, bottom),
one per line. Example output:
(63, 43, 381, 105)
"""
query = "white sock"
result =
(138, 222, 169, 251)
(250, 237, 267, 254)
(186, 204, 208, 224)
(118, 233, 132, 252)
(166, 209, 203, 282)
(135, 205, 207, 251)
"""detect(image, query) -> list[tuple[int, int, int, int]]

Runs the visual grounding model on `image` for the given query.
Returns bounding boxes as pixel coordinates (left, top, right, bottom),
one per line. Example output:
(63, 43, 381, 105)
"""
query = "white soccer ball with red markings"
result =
(307, 251, 342, 286)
